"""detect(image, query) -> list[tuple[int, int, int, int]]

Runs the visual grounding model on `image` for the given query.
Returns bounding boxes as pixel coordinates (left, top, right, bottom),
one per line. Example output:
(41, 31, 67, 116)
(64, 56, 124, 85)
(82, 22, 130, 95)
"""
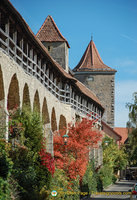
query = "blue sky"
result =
(10, 0, 137, 127)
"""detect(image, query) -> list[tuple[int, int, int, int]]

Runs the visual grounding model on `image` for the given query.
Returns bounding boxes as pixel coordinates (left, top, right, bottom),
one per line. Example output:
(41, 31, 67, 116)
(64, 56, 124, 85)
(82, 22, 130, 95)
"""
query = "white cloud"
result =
(115, 80, 137, 127)
(114, 58, 137, 69)
(120, 34, 137, 43)
(118, 60, 136, 68)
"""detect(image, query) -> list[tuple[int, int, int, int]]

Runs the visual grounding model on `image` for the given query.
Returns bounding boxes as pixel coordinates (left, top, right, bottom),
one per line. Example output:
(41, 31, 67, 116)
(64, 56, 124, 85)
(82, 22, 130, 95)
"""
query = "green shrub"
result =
(43, 168, 80, 200)
(0, 178, 11, 200)
(0, 140, 19, 200)
(98, 164, 113, 188)
(0, 140, 12, 179)
(82, 161, 97, 193)
(9, 107, 43, 152)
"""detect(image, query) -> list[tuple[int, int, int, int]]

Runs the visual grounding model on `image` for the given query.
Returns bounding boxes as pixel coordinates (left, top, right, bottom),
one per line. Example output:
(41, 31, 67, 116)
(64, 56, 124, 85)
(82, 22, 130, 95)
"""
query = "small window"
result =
(87, 76, 94, 81)
(48, 46, 50, 51)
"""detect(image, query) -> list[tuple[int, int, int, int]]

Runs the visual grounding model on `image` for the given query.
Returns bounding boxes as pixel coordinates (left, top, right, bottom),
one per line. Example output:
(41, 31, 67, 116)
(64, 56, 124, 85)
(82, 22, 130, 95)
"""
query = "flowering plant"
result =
(39, 139, 55, 175)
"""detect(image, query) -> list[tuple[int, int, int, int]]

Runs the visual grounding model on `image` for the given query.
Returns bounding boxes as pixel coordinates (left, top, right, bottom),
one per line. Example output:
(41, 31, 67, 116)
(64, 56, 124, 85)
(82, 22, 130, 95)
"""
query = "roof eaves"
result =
(75, 80, 105, 112)
(4, 0, 105, 110)
(4, 0, 72, 80)
(102, 121, 122, 140)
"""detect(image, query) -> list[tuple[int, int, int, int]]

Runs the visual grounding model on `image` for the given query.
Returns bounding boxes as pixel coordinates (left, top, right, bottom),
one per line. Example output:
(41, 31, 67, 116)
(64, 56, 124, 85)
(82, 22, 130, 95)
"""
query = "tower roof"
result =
(73, 40, 116, 72)
(36, 15, 70, 48)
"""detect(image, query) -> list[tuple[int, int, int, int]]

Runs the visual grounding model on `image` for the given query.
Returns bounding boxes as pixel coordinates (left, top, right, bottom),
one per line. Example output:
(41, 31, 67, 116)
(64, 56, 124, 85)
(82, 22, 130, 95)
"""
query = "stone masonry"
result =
(74, 72, 115, 127)
(73, 40, 116, 127)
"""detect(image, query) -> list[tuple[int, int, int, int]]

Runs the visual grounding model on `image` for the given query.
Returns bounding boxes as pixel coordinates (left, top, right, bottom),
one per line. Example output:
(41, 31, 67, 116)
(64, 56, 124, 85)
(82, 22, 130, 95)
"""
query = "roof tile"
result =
(73, 40, 116, 72)
(114, 127, 131, 144)
(36, 15, 70, 48)
(3, 0, 104, 112)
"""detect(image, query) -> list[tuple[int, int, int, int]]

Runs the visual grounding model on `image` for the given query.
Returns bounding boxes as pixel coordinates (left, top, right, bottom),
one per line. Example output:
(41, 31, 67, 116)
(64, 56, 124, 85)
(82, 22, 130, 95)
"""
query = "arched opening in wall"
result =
(59, 115, 67, 131)
(0, 66, 5, 135)
(7, 74, 20, 110)
(22, 83, 31, 109)
(33, 90, 40, 113)
(75, 114, 80, 122)
(0, 66, 5, 104)
(42, 97, 50, 124)
(51, 107, 57, 132)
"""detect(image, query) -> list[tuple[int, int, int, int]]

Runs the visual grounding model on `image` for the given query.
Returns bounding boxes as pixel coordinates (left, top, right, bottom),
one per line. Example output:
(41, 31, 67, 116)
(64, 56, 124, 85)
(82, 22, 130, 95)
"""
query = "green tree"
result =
(0, 139, 19, 200)
(126, 92, 137, 166)
(100, 136, 127, 187)
(8, 106, 52, 199)
(126, 92, 137, 128)
(82, 161, 98, 193)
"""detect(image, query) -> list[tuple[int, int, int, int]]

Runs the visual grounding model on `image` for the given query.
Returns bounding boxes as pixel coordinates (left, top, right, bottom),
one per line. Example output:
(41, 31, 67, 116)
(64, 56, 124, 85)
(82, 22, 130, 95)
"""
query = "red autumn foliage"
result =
(54, 116, 102, 180)
(39, 139, 55, 175)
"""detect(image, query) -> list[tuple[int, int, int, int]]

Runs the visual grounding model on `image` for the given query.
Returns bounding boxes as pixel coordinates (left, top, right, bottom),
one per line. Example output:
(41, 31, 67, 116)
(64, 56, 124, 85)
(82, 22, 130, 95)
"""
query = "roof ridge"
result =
(3, 0, 104, 112)
(92, 41, 104, 66)
(81, 42, 91, 69)
(49, 16, 69, 45)
(36, 16, 47, 37)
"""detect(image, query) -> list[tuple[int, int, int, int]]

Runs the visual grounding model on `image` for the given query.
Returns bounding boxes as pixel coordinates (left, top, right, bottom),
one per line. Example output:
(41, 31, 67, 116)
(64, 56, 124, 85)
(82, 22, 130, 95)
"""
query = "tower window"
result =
(87, 76, 94, 81)
(48, 46, 51, 51)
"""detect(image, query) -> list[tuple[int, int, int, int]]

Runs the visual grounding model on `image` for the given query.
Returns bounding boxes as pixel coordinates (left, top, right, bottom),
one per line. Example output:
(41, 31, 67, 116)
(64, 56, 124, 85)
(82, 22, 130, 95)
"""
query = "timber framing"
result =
(0, 0, 104, 126)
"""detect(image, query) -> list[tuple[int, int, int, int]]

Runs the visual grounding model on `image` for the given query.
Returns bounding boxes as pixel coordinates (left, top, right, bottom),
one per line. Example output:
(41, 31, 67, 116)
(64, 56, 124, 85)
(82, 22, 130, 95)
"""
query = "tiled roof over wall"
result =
(114, 127, 131, 144)
(2, 0, 104, 112)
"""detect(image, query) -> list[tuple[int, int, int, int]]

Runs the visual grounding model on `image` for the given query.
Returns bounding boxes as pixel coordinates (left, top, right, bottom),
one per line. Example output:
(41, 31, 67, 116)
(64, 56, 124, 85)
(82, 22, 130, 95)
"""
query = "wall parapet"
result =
(0, 1, 103, 126)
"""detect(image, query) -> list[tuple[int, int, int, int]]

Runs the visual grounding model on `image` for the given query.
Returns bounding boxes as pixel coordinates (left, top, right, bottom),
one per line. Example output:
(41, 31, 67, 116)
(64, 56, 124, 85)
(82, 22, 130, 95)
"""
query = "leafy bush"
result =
(0, 139, 19, 200)
(82, 161, 98, 193)
(0, 178, 11, 200)
(0, 140, 12, 179)
(8, 106, 53, 199)
(98, 164, 113, 188)
(43, 168, 80, 200)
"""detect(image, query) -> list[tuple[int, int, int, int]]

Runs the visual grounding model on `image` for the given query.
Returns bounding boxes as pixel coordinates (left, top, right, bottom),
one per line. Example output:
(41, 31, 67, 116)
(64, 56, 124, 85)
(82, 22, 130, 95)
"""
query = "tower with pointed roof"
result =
(73, 39, 116, 127)
(36, 15, 70, 72)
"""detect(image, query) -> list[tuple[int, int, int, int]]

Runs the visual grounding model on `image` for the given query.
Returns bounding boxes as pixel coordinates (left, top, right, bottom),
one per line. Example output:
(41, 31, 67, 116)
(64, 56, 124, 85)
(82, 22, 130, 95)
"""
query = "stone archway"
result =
(42, 97, 50, 125)
(22, 83, 31, 109)
(0, 66, 4, 106)
(42, 97, 51, 149)
(59, 114, 67, 130)
(33, 90, 40, 113)
(7, 74, 20, 110)
(51, 107, 57, 132)
(0, 66, 5, 137)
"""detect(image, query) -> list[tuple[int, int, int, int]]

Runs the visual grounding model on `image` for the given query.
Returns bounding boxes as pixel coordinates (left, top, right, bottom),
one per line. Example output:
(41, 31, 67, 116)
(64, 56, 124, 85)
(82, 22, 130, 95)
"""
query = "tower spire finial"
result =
(91, 33, 93, 41)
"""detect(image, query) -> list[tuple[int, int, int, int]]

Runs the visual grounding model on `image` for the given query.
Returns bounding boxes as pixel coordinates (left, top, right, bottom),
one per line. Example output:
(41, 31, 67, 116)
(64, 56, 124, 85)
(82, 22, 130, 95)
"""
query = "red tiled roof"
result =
(36, 15, 70, 48)
(75, 80, 103, 108)
(73, 40, 116, 72)
(6, 0, 72, 80)
(102, 121, 122, 141)
(3, 0, 104, 112)
(114, 127, 131, 144)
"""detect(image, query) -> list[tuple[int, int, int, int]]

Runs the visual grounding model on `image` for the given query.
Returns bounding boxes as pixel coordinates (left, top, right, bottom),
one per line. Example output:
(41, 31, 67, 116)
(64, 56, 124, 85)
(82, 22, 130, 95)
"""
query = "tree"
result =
(54, 116, 102, 181)
(126, 92, 137, 166)
(101, 136, 127, 186)
(126, 92, 137, 128)
(7, 106, 54, 199)
(103, 136, 127, 172)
